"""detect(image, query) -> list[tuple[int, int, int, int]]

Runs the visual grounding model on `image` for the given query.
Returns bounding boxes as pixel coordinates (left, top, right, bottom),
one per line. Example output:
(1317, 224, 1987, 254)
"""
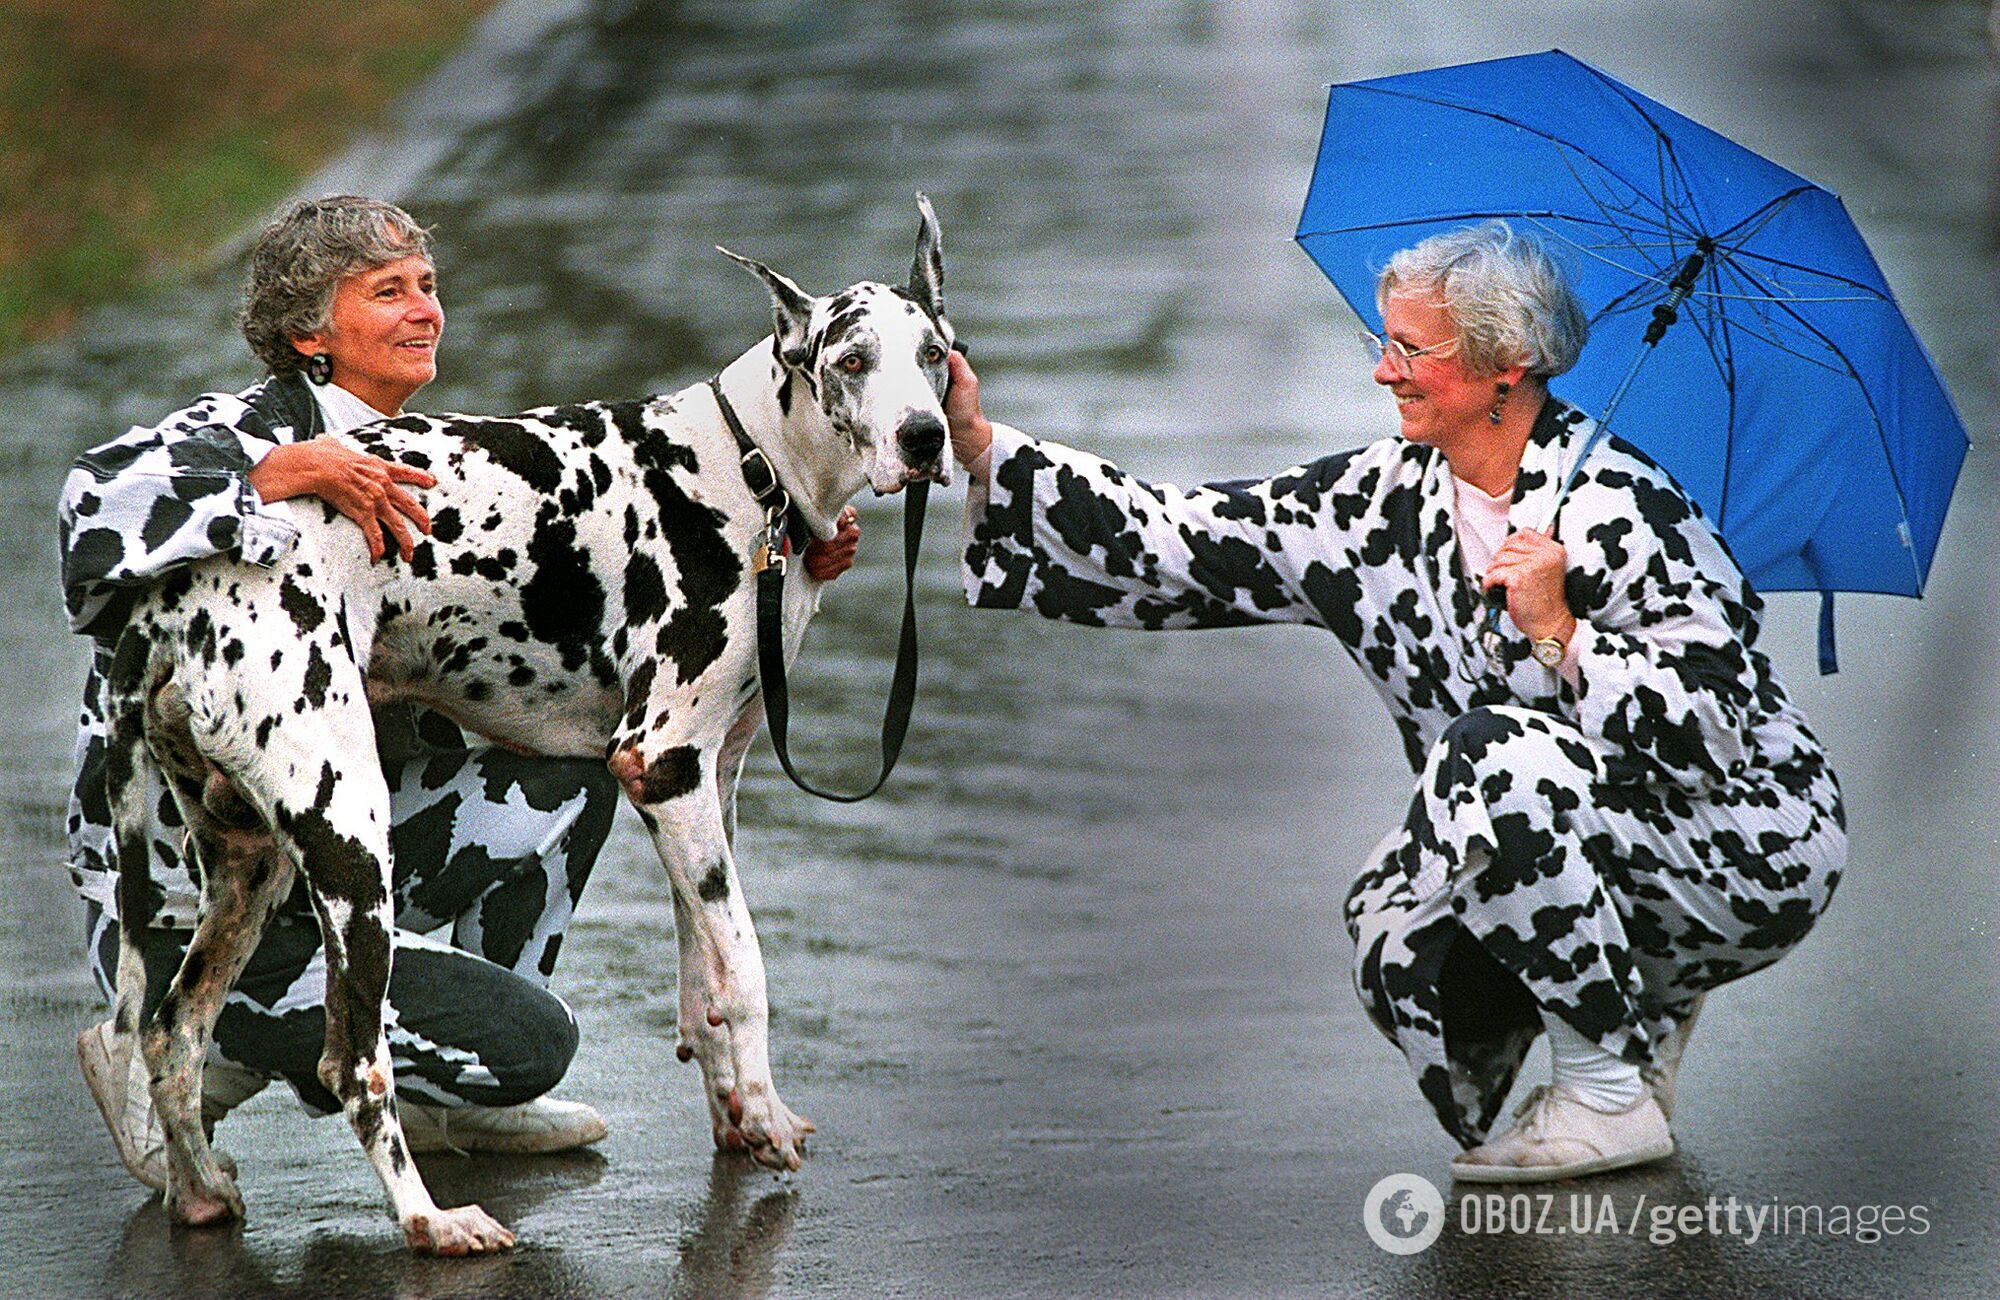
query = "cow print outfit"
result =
(963, 399, 1846, 1145)
(60, 373, 618, 1112)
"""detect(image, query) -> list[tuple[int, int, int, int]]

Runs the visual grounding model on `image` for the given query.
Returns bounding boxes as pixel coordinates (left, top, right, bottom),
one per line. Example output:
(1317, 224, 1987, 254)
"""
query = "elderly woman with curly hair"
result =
(942, 221, 1845, 1181)
(57, 194, 858, 1192)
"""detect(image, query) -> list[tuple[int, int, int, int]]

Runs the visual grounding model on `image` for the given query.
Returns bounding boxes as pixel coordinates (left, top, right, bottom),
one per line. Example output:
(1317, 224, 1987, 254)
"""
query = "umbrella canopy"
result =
(1296, 50, 1967, 655)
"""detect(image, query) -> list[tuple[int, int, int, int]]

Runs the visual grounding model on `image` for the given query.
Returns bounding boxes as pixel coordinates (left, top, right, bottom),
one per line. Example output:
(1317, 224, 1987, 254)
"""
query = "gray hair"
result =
(1375, 221, 1588, 379)
(238, 195, 434, 375)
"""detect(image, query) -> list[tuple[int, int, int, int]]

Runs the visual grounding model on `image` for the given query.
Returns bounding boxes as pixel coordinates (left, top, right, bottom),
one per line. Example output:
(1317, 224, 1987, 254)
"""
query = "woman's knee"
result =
(479, 983, 580, 1104)
(387, 941, 581, 1105)
(448, 972, 579, 1105)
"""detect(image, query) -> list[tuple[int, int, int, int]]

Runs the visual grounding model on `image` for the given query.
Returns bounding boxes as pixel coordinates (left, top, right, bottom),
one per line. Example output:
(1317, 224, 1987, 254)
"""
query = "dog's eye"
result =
(923, 345, 945, 364)
(839, 354, 866, 374)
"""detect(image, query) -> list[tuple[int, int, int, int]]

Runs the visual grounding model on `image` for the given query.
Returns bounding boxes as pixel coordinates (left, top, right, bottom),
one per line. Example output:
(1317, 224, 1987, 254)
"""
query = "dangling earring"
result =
(1488, 380, 1511, 425)
(305, 353, 333, 386)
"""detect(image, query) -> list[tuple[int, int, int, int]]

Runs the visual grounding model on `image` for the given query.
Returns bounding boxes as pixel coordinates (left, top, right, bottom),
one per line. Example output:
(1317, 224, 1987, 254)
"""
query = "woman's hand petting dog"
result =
(250, 437, 435, 562)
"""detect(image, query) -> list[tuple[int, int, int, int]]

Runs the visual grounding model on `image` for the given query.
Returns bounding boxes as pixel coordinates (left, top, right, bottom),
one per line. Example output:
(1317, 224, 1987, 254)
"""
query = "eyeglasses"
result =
(1357, 329, 1462, 379)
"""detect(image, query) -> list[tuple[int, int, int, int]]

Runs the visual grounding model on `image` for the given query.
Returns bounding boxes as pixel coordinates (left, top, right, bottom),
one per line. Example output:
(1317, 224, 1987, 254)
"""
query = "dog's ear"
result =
(718, 247, 814, 361)
(907, 193, 946, 327)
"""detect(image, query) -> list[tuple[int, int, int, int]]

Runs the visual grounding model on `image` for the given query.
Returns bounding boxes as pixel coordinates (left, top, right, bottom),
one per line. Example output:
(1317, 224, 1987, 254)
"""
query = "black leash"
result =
(708, 379, 927, 802)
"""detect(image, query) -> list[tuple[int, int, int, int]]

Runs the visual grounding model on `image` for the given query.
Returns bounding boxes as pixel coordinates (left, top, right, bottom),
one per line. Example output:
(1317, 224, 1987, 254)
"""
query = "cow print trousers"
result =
(1343, 706, 1845, 1147)
(84, 747, 619, 1114)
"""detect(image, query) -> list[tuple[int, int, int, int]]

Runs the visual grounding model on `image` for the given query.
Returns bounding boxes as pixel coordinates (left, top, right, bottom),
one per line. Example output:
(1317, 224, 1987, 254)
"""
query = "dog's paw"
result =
(165, 1169, 245, 1229)
(715, 1088, 815, 1172)
(403, 1203, 516, 1255)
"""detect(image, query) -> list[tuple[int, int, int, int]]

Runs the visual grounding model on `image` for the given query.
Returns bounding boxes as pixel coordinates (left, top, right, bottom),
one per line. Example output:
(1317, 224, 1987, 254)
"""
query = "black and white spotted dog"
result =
(100, 199, 956, 1253)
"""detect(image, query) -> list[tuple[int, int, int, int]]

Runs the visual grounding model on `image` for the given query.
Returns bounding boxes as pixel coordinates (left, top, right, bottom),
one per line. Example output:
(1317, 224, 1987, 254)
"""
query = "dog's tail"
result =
(100, 625, 163, 1044)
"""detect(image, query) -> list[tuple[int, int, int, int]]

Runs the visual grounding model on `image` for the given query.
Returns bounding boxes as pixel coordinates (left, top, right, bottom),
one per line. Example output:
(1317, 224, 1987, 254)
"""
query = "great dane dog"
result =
(101, 198, 956, 1253)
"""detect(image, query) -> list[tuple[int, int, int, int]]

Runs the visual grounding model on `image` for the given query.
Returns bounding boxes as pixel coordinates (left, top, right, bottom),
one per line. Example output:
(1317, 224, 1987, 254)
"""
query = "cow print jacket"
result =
(57, 374, 464, 925)
(962, 398, 1836, 800)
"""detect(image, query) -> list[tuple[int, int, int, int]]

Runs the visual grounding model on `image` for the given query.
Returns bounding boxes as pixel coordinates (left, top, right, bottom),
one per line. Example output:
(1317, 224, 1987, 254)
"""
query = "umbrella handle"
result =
(1641, 242, 1712, 345)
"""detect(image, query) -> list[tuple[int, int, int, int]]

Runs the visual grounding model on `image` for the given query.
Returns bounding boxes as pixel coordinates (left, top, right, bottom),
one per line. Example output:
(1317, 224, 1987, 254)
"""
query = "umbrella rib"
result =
(1584, 274, 1662, 325)
(1688, 311, 1850, 376)
(1701, 246, 1886, 303)
(1529, 221, 1673, 282)
(1339, 82, 1713, 235)
(1708, 191, 1893, 301)
(1581, 63, 1715, 234)
(1572, 237, 1706, 251)
(1710, 259, 1870, 375)
(1528, 210, 1850, 357)
(1299, 209, 1666, 241)
(1693, 287, 1884, 303)
(1713, 246, 1892, 302)
(1557, 143, 1699, 241)
(1534, 153, 1713, 298)
(1715, 185, 1816, 244)
(1515, 157, 1687, 280)
(1552, 142, 1689, 263)
(1307, 207, 1719, 308)
(1653, 121, 1685, 262)
(1692, 257, 1743, 530)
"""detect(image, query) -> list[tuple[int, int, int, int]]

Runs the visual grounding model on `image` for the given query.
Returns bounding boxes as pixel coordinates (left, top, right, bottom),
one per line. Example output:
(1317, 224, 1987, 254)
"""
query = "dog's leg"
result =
(713, 699, 764, 853)
(224, 669, 514, 1255)
(100, 646, 158, 1118)
(121, 678, 296, 1225)
(690, 704, 764, 1126)
(100, 647, 174, 1199)
(144, 809, 291, 1226)
(611, 737, 813, 1170)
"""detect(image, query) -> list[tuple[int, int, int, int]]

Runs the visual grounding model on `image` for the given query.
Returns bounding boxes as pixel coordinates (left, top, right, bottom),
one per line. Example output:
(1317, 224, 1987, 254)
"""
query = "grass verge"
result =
(0, 0, 498, 355)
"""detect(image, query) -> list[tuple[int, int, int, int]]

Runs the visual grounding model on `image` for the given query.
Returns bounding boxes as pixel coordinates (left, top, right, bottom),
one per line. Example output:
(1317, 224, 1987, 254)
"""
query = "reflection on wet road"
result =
(2, 0, 1994, 1295)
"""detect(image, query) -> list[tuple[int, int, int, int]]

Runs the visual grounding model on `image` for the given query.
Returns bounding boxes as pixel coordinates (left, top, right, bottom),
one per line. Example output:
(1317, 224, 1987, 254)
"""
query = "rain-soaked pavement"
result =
(2, 1, 1996, 1295)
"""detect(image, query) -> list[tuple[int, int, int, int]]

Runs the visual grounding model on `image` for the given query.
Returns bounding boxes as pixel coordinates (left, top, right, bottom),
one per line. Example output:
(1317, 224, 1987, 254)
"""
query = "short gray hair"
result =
(238, 196, 434, 375)
(1375, 221, 1588, 379)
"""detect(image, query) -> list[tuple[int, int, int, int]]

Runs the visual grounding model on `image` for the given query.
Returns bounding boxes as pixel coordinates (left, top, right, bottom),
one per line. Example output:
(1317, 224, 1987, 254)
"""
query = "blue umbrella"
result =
(1295, 50, 1969, 672)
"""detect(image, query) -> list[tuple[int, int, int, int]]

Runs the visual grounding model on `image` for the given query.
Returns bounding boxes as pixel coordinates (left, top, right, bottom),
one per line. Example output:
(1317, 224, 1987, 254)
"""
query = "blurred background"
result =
(2, 1, 1994, 1295)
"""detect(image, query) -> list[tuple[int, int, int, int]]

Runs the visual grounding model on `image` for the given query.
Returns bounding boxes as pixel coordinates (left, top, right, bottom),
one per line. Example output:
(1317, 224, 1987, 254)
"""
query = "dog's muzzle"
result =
(897, 412, 947, 466)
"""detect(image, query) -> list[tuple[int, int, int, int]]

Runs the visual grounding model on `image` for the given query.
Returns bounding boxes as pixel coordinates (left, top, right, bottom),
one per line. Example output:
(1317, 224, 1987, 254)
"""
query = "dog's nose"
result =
(897, 412, 946, 463)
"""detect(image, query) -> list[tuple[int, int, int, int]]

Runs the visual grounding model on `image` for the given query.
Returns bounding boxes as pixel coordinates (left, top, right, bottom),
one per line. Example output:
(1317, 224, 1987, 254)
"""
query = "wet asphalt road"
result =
(2, 0, 1997, 1295)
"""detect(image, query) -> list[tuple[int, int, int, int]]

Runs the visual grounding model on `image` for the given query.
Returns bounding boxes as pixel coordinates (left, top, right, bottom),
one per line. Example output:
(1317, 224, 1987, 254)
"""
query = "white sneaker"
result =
(1451, 1084, 1674, 1183)
(399, 1096, 608, 1155)
(76, 1020, 264, 1191)
(1641, 993, 1705, 1121)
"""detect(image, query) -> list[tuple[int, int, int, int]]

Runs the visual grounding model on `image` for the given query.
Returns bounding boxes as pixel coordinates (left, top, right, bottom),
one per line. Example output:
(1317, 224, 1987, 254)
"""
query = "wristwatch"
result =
(1531, 636, 1565, 669)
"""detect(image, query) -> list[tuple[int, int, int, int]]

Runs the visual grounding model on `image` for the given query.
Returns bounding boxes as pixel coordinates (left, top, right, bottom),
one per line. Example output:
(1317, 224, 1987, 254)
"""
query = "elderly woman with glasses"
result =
(56, 194, 859, 1195)
(941, 221, 1844, 1181)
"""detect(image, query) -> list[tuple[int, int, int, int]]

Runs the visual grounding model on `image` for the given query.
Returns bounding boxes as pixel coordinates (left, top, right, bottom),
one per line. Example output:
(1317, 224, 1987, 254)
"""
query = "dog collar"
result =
(708, 378, 808, 569)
